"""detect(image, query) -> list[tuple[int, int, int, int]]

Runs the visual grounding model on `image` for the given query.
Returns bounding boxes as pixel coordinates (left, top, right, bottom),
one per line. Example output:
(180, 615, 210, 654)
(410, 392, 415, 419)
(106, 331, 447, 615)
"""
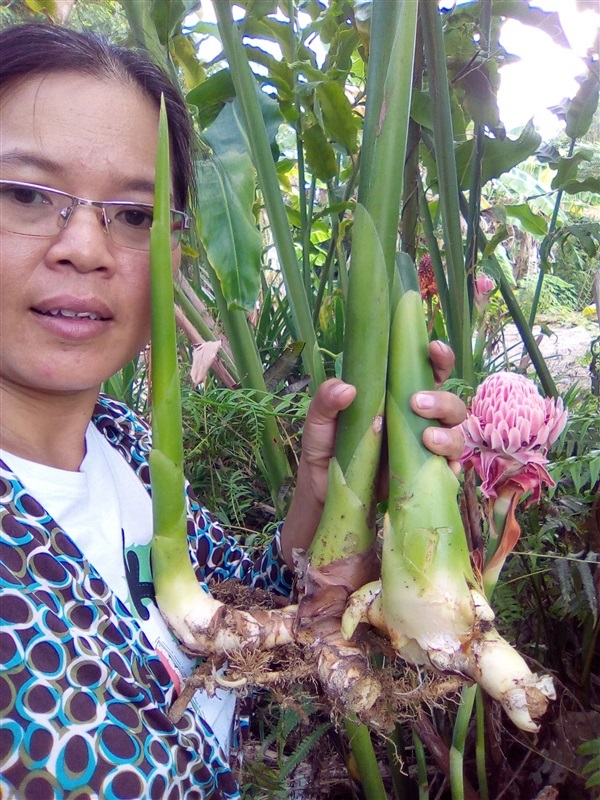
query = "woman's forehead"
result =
(0, 72, 161, 195)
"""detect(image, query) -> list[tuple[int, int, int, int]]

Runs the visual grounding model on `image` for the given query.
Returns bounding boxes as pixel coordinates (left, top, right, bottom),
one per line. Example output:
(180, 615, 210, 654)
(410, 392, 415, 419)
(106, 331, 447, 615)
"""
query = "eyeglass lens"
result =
(0, 183, 185, 251)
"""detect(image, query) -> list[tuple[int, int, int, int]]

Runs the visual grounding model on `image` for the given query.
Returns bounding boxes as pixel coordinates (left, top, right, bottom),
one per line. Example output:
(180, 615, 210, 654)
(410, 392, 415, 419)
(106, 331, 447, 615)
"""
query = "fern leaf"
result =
(279, 722, 330, 780)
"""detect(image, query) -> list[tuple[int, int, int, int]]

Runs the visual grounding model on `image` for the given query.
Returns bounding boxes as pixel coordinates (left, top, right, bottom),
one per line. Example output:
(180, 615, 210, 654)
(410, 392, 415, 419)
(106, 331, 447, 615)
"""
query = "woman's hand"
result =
(409, 339, 467, 477)
(280, 341, 467, 566)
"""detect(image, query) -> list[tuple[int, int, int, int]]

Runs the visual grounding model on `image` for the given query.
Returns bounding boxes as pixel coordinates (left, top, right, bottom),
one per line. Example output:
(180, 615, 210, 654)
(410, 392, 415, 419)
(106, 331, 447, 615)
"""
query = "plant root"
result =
(293, 548, 383, 712)
(169, 639, 464, 729)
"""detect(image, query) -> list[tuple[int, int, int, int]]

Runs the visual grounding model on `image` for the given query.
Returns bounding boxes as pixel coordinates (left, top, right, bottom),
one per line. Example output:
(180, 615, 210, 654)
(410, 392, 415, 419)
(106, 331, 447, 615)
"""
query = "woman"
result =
(0, 23, 466, 799)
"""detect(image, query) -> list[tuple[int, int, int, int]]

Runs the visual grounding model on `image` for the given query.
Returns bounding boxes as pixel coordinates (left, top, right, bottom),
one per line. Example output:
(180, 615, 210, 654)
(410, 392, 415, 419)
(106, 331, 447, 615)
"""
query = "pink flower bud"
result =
(474, 273, 496, 314)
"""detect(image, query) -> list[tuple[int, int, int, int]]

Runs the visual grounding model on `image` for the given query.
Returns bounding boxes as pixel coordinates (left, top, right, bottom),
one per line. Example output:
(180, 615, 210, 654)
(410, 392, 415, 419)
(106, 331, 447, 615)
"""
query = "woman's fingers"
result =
(410, 389, 467, 428)
(421, 425, 466, 464)
(302, 379, 356, 462)
(429, 339, 455, 387)
(411, 342, 467, 468)
(298, 379, 356, 505)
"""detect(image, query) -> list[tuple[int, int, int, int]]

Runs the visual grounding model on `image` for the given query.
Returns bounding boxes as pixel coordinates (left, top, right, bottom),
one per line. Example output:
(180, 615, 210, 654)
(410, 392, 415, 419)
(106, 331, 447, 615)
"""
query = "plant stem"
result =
(413, 716, 480, 800)
(412, 730, 429, 800)
(529, 136, 576, 330)
(343, 718, 387, 800)
(214, 0, 325, 390)
(420, 2, 472, 385)
(150, 99, 184, 468)
(450, 684, 477, 800)
(401, 18, 424, 263)
(150, 99, 203, 641)
(387, 723, 416, 800)
(475, 688, 489, 800)
(459, 193, 557, 397)
(417, 173, 450, 314)
(312, 165, 358, 324)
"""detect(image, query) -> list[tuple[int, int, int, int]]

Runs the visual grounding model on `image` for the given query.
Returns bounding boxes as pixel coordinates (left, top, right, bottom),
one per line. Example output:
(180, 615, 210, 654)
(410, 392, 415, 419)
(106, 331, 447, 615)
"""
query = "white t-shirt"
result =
(1, 424, 236, 754)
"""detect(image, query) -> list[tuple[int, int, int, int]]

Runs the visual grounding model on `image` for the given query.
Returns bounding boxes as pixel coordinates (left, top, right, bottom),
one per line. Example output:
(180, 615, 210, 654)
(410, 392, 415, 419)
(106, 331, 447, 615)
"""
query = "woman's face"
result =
(0, 72, 180, 399)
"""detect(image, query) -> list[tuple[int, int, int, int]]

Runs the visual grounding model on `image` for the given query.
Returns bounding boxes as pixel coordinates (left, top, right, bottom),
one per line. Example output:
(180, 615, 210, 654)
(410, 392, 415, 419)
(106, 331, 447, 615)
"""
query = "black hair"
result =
(0, 23, 194, 209)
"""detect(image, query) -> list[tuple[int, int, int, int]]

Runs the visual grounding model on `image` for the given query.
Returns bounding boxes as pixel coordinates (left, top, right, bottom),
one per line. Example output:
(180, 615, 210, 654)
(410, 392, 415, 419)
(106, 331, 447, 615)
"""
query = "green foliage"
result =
(182, 386, 310, 530)
(1, 0, 128, 37)
(579, 738, 600, 797)
(16, 1, 600, 795)
(196, 149, 263, 311)
(240, 697, 330, 800)
(101, 355, 148, 413)
(452, 121, 542, 190)
(544, 222, 600, 310)
(516, 273, 579, 315)
(548, 393, 600, 502)
(492, 392, 599, 713)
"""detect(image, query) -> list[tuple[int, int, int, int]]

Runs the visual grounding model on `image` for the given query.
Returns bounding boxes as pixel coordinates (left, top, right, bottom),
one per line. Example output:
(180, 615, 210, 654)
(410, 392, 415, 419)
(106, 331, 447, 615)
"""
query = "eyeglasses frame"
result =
(0, 179, 190, 251)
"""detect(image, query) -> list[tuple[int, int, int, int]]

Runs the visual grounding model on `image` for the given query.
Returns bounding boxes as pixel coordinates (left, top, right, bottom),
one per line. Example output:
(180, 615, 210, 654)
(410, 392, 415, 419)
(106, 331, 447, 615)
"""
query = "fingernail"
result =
(431, 428, 449, 444)
(433, 340, 452, 355)
(332, 382, 352, 397)
(415, 392, 434, 409)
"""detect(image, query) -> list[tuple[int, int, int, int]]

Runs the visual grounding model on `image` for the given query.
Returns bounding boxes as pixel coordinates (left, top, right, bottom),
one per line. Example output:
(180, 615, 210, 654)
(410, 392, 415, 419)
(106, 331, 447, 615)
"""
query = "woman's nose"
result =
(46, 205, 116, 273)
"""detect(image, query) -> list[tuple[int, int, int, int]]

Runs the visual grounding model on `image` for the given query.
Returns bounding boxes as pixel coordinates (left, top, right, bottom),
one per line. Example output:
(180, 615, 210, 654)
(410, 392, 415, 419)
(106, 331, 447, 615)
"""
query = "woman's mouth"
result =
(31, 301, 113, 340)
(37, 308, 107, 321)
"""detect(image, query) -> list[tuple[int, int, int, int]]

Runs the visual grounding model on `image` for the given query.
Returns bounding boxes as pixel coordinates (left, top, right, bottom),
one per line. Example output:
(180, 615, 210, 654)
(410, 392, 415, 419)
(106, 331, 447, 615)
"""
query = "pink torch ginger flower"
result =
(460, 372, 567, 595)
(460, 372, 567, 504)
(474, 272, 496, 314)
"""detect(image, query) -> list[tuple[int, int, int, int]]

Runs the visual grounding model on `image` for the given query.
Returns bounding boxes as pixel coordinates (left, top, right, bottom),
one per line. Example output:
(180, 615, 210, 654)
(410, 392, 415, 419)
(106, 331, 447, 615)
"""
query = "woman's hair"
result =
(0, 23, 194, 209)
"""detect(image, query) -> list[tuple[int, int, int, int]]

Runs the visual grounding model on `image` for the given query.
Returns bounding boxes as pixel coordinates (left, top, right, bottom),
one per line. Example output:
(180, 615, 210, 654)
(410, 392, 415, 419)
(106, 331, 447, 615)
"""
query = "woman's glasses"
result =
(0, 180, 190, 251)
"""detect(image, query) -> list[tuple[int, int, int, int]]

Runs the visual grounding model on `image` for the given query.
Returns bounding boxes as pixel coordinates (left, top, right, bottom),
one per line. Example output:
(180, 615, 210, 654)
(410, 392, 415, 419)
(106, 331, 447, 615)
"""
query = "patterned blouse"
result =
(0, 395, 294, 800)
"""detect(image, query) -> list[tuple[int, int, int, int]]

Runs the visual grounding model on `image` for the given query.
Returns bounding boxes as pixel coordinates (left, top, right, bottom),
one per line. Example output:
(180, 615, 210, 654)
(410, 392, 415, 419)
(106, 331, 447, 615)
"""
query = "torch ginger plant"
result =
(459, 371, 568, 597)
(341, 295, 557, 733)
(149, 8, 560, 779)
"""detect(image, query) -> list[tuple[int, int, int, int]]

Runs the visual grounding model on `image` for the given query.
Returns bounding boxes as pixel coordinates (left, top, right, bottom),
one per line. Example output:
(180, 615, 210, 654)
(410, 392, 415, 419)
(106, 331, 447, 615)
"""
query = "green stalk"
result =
(285, 0, 313, 309)
(387, 723, 415, 800)
(420, 2, 473, 385)
(528, 137, 575, 330)
(341, 290, 556, 733)
(307, 5, 418, 797)
(464, 212, 557, 397)
(450, 684, 477, 800)
(312, 164, 359, 324)
(465, 0, 492, 295)
(150, 99, 204, 635)
(475, 688, 489, 800)
(150, 102, 296, 654)
(343, 719, 388, 800)
(357, 0, 403, 210)
(311, 0, 417, 552)
(413, 731, 429, 800)
(417, 174, 450, 316)
(401, 18, 424, 263)
(308, 203, 389, 565)
(214, 0, 325, 390)
(362, 1, 417, 278)
(309, 0, 419, 564)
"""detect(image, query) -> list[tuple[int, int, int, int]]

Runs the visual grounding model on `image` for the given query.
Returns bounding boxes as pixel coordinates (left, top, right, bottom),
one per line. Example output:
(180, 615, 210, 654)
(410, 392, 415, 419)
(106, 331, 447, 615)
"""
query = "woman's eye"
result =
(116, 207, 154, 229)
(3, 186, 50, 205)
